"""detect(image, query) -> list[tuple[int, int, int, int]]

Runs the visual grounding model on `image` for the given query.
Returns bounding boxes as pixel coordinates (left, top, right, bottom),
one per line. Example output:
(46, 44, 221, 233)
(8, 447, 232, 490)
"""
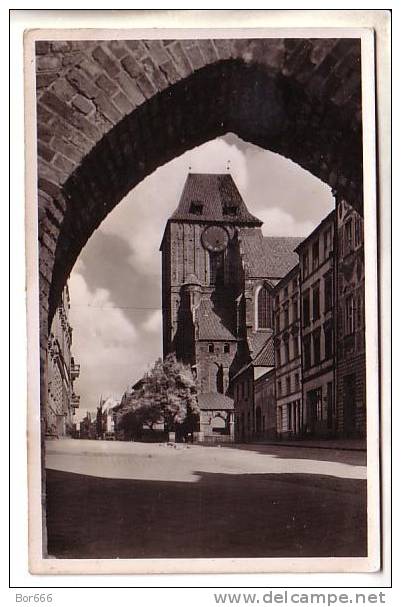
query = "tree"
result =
(117, 354, 199, 438)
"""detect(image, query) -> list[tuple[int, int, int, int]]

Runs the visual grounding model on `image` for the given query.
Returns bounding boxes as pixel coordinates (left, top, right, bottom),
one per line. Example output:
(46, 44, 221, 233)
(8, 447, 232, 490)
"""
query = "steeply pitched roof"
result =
(231, 333, 274, 381)
(170, 173, 262, 225)
(253, 335, 275, 366)
(196, 297, 236, 340)
(239, 228, 302, 278)
(247, 331, 272, 358)
(197, 392, 234, 411)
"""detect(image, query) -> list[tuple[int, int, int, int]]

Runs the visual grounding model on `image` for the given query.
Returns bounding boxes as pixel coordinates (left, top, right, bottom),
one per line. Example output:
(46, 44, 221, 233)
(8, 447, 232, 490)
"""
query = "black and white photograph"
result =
(20, 13, 388, 576)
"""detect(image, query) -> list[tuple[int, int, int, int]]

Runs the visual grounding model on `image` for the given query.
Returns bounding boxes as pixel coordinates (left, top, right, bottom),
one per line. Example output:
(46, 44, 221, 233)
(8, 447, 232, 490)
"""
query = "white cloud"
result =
(142, 309, 162, 334)
(68, 272, 141, 413)
(258, 207, 316, 237)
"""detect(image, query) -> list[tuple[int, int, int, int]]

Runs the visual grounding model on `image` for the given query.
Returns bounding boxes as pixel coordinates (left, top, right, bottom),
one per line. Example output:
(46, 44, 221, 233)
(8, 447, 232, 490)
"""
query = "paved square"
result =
(46, 439, 367, 559)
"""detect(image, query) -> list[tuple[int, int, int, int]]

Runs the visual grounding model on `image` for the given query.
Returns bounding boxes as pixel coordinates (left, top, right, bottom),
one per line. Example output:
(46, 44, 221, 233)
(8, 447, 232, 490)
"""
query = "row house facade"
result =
(269, 204, 365, 441)
(46, 283, 80, 438)
(232, 337, 276, 442)
(295, 211, 336, 437)
(159, 173, 366, 443)
(273, 265, 303, 437)
(335, 199, 366, 437)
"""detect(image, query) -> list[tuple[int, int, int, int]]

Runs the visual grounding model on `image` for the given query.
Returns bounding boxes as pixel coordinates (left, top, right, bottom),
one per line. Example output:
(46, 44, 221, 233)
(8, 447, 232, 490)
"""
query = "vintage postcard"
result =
(22, 11, 389, 576)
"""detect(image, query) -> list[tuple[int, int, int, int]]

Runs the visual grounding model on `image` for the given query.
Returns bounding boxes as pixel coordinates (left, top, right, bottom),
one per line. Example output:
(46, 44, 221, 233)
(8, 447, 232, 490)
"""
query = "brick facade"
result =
(46, 284, 80, 437)
(296, 212, 336, 437)
(161, 173, 299, 442)
(273, 265, 303, 437)
(335, 199, 366, 437)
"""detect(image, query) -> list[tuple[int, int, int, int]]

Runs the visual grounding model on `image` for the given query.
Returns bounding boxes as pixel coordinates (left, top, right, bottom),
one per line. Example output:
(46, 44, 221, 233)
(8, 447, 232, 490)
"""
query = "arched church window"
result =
(257, 286, 272, 329)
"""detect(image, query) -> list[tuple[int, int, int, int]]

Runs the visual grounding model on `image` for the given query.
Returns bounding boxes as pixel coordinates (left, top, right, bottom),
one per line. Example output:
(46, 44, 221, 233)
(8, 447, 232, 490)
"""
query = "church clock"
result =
(201, 226, 229, 253)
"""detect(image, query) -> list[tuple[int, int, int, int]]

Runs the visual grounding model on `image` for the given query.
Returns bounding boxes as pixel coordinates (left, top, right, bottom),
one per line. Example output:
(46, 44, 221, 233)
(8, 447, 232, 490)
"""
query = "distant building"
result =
(79, 411, 97, 440)
(160, 172, 301, 442)
(296, 211, 335, 437)
(273, 264, 303, 438)
(335, 199, 366, 437)
(46, 284, 80, 438)
(232, 337, 275, 442)
(96, 396, 119, 439)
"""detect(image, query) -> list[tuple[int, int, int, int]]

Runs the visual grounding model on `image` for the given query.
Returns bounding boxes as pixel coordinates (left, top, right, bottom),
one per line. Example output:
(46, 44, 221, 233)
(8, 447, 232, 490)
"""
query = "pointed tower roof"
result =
(169, 173, 262, 225)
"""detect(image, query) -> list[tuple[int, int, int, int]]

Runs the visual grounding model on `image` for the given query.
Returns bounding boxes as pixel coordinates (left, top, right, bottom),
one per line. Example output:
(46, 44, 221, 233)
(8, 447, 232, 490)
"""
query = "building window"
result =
(312, 240, 319, 270)
(284, 286, 288, 299)
(355, 215, 362, 247)
(356, 295, 363, 328)
(324, 273, 333, 312)
(293, 336, 299, 358)
(288, 403, 292, 430)
(295, 373, 300, 390)
(208, 343, 214, 353)
(324, 324, 333, 359)
(313, 329, 321, 365)
(275, 311, 280, 332)
(327, 381, 334, 429)
(257, 286, 272, 329)
(345, 295, 355, 335)
(189, 201, 203, 215)
(316, 388, 323, 420)
(284, 338, 290, 363)
(223, 204, 238, 216)
(286, 376, 291, 396)
(224, 343, 230, 353)
(292, 297, 298, 323)
(292, 277, 298, 292)
(283, 302, 289, 328)
(302, 251, 309, 278)
(303, 335, 311, 369)
(277, 381, 282, 397)
(344, 218, 353, 255)
(323, 227, 332, 258)
(210, 251, 225, 286)
(302, 292, 310, 327)
(312, 284, 320, 321)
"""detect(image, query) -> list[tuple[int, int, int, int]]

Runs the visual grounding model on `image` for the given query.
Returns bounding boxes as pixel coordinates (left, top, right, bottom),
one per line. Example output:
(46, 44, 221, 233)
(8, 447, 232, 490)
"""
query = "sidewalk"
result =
(247, 438, 367, 451)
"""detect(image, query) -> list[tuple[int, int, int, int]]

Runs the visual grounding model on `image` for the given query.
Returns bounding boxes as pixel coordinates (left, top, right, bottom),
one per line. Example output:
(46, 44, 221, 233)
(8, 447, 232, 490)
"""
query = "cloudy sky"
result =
(69, 133, 334, 418)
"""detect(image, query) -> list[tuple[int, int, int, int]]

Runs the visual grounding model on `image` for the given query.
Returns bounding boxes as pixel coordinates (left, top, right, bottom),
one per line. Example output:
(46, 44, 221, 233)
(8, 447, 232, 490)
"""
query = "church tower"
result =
(160, 173, 262, 400)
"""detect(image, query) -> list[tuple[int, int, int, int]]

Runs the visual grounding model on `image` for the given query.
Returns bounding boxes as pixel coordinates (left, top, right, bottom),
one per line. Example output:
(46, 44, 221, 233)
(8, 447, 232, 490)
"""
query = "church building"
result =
(160, 173, 300, 442)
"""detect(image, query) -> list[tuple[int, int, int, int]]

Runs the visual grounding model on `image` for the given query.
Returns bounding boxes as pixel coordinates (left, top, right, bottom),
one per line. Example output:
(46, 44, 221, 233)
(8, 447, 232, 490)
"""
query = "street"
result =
(45, 439, 367, 559)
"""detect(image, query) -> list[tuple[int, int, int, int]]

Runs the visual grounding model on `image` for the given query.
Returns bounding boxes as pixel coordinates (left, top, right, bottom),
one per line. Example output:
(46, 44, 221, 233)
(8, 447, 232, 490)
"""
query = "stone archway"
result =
(36, 37, 362, 335)
(35, 38, 363, 553)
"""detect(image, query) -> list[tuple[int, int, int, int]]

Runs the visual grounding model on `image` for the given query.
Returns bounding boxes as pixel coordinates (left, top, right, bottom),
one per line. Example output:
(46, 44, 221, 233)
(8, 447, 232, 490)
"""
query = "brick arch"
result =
(36, 37, 362, 331)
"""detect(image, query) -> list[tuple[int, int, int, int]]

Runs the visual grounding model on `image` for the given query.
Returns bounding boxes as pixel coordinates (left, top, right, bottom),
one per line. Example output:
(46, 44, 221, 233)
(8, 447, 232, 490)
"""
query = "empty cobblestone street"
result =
(45, 439, 367, 559)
